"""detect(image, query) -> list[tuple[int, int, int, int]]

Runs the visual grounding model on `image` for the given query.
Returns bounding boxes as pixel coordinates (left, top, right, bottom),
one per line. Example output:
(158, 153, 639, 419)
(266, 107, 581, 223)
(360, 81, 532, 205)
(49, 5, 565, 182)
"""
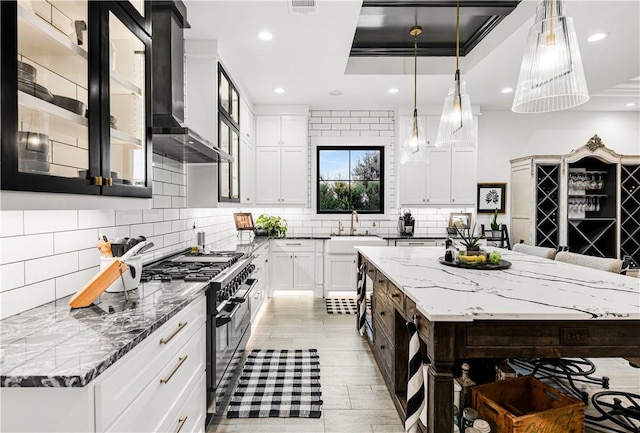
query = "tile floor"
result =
(210, 296, 640, 433)
(210, 296, 404, 433)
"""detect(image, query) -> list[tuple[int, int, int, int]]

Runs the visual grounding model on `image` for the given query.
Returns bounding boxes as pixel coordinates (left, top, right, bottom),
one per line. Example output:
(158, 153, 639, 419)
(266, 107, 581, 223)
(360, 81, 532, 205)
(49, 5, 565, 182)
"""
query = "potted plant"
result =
(490, 208, 501, 231)
(455, 224, 486, 263)
(254, 214, 288, 237)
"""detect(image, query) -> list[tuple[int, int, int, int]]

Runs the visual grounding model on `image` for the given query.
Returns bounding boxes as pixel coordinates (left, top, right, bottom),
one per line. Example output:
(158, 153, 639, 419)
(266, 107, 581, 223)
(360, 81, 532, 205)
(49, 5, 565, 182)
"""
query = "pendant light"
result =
(512, 0, 589, 113)
(435, 0, 476, 147)
(400, 26, 426, 164)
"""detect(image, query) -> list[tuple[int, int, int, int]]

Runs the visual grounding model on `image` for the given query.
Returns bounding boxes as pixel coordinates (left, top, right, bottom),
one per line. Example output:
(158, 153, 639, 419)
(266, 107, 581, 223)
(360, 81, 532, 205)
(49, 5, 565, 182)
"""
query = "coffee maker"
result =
(398, 209, 415, 236)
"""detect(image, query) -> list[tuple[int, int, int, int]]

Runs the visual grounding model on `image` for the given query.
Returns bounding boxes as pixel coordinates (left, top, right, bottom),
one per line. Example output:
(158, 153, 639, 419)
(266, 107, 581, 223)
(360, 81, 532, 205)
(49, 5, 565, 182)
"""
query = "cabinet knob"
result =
(452, 198, 455, 202)
(380, 311, 385, 316)
(426, 199, 430, 202)
(353, 259, 356, 263)
(380, 345, 385, 350)
(246, 197, 250, 201)
(423, 199, 426, 202)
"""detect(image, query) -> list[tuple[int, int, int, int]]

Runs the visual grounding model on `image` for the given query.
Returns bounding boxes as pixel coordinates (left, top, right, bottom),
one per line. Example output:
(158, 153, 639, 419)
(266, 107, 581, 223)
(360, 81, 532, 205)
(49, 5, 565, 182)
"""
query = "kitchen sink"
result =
(326, 236, 387, 254)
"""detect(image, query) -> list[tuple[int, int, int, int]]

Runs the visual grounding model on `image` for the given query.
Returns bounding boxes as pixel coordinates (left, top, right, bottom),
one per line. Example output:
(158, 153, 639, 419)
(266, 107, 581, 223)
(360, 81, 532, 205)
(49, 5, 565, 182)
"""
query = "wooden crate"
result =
(470, 376, 584, 433)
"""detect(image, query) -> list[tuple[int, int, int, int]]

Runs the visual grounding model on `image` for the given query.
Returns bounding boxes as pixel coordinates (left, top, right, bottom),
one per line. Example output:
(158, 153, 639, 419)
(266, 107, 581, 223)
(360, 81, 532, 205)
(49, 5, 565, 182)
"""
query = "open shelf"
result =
(111, 70, 142, 96)
(18, 91, 87, 137)
(568, 219, 617, 257)
(110, 128, 143, 148)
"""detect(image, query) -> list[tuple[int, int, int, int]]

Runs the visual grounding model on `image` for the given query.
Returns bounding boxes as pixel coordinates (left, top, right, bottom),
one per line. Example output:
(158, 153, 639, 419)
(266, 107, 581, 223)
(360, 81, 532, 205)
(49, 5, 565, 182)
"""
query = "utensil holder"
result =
(100, 256, 142, 293)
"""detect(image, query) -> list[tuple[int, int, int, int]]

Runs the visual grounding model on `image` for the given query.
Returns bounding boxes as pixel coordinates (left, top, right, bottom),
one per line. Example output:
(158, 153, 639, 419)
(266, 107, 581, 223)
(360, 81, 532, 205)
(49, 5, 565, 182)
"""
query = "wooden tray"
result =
(438, 257, 512, 270)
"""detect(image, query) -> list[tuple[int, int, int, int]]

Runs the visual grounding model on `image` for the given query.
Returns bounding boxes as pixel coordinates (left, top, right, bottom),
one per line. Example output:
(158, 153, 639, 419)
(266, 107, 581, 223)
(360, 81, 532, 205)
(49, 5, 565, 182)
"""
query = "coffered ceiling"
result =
(184, 0, 640, 112)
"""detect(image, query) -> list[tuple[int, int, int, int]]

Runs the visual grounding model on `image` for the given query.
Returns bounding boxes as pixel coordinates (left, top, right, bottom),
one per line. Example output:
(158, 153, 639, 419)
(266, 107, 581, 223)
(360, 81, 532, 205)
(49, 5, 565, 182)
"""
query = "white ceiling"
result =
(184, 0, 640, 112)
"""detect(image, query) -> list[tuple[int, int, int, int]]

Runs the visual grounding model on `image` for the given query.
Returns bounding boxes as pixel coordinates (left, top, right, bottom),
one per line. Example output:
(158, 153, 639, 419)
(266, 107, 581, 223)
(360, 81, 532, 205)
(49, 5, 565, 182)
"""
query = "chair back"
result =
(512, 243, 557, 259)
(555, 251, 623, 274)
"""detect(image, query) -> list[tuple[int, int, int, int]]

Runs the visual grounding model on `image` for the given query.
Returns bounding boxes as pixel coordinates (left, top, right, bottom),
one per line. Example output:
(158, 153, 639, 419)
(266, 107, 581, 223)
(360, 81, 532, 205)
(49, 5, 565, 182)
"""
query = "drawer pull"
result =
(391, 293, 400, 298)
(160, 321, 187, 345)
(160, 355, 188, 384)
(175, 416, 188, 433)
(286, 242, 302, 246)
(380, 311, 385, 316)
(378, 279, 385, 284)
(380, 345, 385, 350)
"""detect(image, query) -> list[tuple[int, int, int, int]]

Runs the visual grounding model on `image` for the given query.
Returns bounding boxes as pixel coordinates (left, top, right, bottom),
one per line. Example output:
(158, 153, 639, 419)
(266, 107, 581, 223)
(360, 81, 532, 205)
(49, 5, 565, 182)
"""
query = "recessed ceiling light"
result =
(274, 88, 285, 94)
(501, 87, 513, 94)
(329, 90, 343, 96)
(626, 102, 636, 107)
(388, 88, 399, 94)
(258, 31, 273, 41)
(587, 33, 607, 42)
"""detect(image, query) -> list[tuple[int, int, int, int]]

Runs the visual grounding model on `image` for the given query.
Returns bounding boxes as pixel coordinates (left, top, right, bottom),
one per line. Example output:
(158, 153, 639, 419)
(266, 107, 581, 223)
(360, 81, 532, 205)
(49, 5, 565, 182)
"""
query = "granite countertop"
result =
(357, 246, 640, 322)
(0, 279, 208, 388)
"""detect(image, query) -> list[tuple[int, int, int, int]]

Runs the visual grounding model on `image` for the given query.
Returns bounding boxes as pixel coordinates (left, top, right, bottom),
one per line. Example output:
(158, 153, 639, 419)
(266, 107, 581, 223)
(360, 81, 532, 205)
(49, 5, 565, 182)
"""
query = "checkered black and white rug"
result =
(227, 349, 322, 418)
(325, 298, 370, 314)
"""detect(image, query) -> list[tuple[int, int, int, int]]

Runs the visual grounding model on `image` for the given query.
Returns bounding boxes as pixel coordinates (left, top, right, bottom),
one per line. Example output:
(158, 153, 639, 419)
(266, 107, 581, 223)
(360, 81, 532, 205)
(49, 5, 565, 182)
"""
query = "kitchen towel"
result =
(325, 298, 370, 315)
(405, 320, 425, 433)
(227, 349, 322, 418)
(356, 263, 367, 335)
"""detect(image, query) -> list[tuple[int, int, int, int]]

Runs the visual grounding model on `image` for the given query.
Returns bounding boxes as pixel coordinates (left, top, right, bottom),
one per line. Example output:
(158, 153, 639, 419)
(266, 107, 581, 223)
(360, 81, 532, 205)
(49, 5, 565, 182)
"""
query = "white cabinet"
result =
(398, 115, 478, 206)
(256, 115, 307, 147)
(256, 147, 307, 204)
(399, 146, 477, 206)
(240, 138, 256, 204)
(250, 242, 269, 322)
(269, 240, 317, 293)
(0, 295, 207, 433)
(324, 254, 357, 292)
(240, 98, 255, 144)
(393, 239, 446, 247)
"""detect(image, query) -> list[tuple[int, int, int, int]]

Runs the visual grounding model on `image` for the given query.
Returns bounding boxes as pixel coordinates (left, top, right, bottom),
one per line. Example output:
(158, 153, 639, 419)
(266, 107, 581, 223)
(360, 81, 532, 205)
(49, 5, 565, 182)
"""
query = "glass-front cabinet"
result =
(0, 0, 152, 198)
(218, 64, 240, 203)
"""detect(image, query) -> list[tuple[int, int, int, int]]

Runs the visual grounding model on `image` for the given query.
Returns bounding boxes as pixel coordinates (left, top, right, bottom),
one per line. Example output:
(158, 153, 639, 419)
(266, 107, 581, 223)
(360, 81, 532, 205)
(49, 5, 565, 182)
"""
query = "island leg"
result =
(427, 361, 455, 433)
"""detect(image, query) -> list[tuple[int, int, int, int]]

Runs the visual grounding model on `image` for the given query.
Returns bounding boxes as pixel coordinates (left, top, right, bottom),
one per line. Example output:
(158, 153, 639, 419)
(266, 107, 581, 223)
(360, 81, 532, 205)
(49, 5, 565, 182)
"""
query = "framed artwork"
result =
(477, 183, 507, 214)
(448, 212, 472, 229)
(233, 212, 255, 230)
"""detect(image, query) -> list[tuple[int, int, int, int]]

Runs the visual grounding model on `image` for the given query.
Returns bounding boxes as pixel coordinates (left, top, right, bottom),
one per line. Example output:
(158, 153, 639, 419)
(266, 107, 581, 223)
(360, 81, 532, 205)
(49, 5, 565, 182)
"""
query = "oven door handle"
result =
(215, 316, 231, 328)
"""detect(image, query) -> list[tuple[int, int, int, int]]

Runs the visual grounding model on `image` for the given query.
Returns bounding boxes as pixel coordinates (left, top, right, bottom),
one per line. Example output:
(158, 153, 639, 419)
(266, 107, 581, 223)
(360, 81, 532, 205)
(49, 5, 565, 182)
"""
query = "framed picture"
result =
(448, 212, 472, 229)
(233, 212, 255, 231)
(477, 183, 507, 214)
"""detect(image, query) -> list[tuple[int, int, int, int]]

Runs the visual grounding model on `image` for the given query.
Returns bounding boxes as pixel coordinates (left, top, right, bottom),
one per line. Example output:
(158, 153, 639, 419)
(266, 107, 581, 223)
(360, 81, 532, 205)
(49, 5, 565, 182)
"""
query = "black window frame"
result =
(316, 145, 385, 215)
(218, 63, 240, 203)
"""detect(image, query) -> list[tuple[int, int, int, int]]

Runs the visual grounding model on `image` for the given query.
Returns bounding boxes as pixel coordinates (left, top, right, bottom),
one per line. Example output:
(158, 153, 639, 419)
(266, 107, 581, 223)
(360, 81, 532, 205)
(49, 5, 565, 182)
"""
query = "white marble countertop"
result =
(356, 246, 640, 322)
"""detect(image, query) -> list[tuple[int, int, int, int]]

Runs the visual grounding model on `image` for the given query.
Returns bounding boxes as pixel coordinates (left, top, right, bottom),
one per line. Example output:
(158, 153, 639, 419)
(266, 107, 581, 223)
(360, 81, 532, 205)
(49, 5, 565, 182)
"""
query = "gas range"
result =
(140, 250, 244, 283)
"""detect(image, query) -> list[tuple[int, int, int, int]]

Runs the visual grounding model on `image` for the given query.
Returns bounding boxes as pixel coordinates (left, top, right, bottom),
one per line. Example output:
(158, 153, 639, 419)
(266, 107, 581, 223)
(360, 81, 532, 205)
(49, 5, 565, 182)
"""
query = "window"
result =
(317, 146, 384, 214)
(218, 64, 240, 203)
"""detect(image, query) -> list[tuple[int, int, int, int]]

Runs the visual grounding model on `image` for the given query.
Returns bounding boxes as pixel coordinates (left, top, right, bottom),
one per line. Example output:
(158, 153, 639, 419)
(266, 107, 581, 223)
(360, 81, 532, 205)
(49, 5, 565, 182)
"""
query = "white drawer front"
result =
(158, 371, 205, 433)
(104, 324, 206, 433)
(270, 239, 315, 252)
(95, 296, 206, 431)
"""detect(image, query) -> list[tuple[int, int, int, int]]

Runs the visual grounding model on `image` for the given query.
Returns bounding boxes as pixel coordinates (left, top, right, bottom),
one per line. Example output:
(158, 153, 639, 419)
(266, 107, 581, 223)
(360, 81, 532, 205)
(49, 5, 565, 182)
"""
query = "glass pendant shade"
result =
(435, 78, 476, 147)
(400, 113, 426, 164)
(512, 0, 589, 113)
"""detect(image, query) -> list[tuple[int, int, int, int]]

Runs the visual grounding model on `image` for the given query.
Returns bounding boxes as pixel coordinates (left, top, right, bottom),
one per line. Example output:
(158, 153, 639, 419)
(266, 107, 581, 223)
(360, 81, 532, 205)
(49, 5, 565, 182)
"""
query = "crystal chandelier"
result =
(512, 0, 589, 113)
(400, 26, 426, 164)
(435, 0, 476, 147)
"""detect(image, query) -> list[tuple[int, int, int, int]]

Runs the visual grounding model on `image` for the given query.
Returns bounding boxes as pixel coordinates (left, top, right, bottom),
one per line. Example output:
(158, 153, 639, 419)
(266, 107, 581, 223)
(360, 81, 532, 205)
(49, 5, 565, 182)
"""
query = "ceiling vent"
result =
(289, 0, 317, 14)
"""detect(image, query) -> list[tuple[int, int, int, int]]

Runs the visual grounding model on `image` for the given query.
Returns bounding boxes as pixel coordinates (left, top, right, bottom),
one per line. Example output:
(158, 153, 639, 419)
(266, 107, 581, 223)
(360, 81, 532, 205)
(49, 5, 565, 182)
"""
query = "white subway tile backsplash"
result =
(0, 280, 55, 319)
(1, 233, 54, 264)
(163, 183, 180, 196)
(164, 209, 180, 221)
(24, 210, 77, 234)
(330, 110, 350, 117)
(25, 252, 78, 285)
(153, 167, 173, 183)
(321, 131, 341, 137)
(78, 210, 115, 229)
(359, 131, 381, 136)
(0, 262, 25, 292)
(350, 110, 369, 117)
(54, 229, 98, 254)
(350, 124, 371, 130)
(115, 210, 143, 226)
(99, 225, 130, 241)
(153, 221, 172, 236)
(79, 247, 101, 270)
(152, 181, 164, 195)
(55, 267, 98, 299)
(340, 117, 360, 124)
(153, 195, 172, 209)
(0, 211, 24, 237)
(163, 232, 180, 247)
(143, 209, 164, 223)
(171, 172, 186, 185)
(313, 110, 331, 117)
(172, 197, 186, 208)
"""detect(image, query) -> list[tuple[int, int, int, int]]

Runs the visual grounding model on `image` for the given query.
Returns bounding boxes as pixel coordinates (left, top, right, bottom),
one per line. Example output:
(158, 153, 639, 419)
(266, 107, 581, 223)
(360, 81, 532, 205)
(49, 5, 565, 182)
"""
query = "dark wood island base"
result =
(360, 254, 640, 433)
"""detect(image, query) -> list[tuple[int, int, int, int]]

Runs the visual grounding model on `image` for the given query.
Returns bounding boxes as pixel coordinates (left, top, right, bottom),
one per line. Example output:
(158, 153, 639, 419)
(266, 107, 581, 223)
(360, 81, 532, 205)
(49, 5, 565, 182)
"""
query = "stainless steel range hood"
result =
(151, 1, 231, 163)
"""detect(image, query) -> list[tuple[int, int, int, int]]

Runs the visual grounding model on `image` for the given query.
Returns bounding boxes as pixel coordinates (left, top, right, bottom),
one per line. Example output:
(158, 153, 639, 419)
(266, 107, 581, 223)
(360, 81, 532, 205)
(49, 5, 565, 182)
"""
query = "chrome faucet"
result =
(350, 210, 359, 235)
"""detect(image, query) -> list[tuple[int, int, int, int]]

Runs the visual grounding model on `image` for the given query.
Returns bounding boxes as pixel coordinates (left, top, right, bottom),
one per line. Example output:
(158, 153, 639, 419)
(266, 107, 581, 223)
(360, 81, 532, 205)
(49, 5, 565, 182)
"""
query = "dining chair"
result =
(555, 251, 623, 274)
(512, 242, 557, 259)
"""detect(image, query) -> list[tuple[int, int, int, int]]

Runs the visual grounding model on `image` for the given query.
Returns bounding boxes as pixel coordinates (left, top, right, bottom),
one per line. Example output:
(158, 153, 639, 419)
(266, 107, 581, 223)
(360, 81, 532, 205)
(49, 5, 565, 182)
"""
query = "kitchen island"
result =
(356, 246, 640, 433)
